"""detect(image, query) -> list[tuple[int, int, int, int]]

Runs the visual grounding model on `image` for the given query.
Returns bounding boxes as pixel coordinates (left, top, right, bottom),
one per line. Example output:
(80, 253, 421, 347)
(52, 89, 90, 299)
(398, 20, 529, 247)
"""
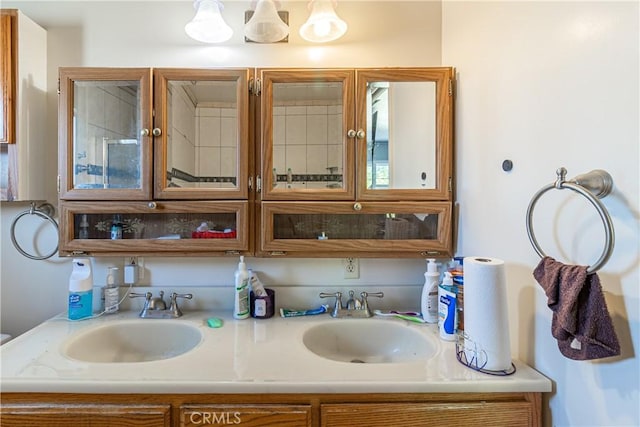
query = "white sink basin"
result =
(62, 320, 202, 363)
(302, 319, 437, 364)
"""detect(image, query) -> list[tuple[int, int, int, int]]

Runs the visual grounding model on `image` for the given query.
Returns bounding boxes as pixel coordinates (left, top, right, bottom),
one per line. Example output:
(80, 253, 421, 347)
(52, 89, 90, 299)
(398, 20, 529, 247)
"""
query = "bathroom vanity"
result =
(0, 310, 550, 426)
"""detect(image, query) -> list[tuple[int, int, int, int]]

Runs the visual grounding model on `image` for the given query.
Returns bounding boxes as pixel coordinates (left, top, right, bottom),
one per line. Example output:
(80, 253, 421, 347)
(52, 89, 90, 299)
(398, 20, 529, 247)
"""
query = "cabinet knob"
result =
(148, 202, 157, 209)
(347, 129, 357, 138)
(140, 128, 150, 136)
(353, 202, 362, 211)
(356, 129, 366, 139)
(152, 128, 162, 137)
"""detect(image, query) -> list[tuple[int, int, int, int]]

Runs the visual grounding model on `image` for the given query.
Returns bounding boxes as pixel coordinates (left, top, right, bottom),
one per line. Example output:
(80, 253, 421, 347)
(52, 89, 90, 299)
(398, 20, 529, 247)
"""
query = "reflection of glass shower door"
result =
(104, 139, 140, 189)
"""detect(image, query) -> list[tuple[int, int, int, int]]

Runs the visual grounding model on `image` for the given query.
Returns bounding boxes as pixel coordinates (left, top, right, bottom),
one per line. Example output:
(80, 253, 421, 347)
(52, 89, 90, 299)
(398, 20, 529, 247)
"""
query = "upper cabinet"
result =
(258, 67, 454, 202)
(57, 68, 251, 256)
(57, 66, 455, 257)
(58, 68, 154, 200)
(58, 68, 250, 201)
(1, 9, 47, 201)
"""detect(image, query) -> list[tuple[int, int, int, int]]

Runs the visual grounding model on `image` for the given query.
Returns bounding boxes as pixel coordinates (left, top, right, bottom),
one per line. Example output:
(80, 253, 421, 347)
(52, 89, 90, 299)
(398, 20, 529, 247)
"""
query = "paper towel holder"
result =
(455, 332, 516, 376)
(526, 167, 615, 274)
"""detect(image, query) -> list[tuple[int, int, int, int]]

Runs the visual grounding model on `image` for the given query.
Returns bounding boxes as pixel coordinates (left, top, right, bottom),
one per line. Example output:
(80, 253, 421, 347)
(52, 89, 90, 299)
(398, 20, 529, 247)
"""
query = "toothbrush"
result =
(373, 310, 427, 324)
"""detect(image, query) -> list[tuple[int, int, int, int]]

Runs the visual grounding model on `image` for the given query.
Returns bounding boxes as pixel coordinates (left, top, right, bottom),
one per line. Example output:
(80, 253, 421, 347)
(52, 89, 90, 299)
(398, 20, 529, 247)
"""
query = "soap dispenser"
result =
(421, 259, 440, 323)
(233, 256, 250, 319)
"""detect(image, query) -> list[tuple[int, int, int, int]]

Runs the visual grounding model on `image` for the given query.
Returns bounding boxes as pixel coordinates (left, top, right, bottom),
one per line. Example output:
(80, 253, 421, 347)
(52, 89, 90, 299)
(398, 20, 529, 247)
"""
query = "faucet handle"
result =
(169, 293, 193, 317)
(360, 291, 384, 317)
(130, 292, 152, 301)
(320, 292, 343, 317)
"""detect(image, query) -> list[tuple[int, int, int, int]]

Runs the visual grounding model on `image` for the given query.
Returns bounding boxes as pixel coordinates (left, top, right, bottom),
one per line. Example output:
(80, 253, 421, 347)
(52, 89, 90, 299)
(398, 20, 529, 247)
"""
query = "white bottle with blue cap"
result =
(68, 258, 93, 320)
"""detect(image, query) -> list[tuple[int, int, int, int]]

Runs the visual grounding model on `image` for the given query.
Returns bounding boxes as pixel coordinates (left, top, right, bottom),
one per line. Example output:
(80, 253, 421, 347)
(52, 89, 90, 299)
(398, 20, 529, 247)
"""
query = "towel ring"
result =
(10, 202, 59, 260)
(526, 167, 615, 274)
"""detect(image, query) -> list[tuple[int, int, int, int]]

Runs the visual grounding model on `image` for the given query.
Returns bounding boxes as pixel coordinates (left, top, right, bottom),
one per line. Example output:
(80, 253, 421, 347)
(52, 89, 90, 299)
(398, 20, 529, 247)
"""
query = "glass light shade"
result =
(244, 0, 289, 43)
(185, 0, 233, 43)
(299, 0, 347, 43)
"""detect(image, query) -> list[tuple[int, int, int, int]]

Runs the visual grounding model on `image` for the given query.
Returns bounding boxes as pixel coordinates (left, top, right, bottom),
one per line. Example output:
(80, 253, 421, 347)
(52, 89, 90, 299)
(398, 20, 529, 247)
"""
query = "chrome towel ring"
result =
(10, 202, 59, 260)
(526, 167, 615, 274)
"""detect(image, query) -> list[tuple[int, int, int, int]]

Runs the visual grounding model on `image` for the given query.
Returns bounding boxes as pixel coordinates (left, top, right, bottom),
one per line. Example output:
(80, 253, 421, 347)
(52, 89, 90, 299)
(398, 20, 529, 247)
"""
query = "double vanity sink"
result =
(61, 317, 435, 365)
(1, 310, 550, 394)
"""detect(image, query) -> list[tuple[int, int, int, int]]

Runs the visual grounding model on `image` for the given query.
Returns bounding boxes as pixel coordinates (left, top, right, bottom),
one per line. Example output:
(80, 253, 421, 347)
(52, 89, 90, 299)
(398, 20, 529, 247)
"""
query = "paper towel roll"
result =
(463, 256, 512, 371)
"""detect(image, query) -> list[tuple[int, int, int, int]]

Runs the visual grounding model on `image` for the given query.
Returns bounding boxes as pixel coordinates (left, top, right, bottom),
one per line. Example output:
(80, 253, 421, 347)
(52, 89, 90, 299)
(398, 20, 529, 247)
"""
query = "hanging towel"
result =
(533, 256, 620, 360)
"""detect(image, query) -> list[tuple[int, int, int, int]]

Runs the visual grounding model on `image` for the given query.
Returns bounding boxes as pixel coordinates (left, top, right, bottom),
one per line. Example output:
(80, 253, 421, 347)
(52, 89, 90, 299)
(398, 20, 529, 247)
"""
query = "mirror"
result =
(366, 81, 436, 190)
(271, 81, 344, 190)
(165, 80, 239, 189)
(72, 81, 142, 190)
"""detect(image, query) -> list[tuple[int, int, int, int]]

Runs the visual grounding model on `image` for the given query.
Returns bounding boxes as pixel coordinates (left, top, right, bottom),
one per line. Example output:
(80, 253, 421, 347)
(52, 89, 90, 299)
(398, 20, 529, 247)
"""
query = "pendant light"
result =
(244, 0, 289, 43)
(185, 0, 233, 43)
(299, 0, 347, 43)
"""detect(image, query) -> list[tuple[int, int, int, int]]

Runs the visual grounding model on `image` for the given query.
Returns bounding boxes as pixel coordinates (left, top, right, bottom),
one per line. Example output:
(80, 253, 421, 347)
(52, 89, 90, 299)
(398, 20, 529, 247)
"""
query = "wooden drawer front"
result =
(321, 401, 534, 427)
(0, 403, 171, 427)
(180, 404, 312, 427)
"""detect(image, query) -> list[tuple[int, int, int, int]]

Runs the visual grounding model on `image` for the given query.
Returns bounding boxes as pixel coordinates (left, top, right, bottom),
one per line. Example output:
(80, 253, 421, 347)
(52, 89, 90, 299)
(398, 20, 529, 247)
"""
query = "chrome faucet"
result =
(130, 291, 193, 319)
(320, 290, 383, 318)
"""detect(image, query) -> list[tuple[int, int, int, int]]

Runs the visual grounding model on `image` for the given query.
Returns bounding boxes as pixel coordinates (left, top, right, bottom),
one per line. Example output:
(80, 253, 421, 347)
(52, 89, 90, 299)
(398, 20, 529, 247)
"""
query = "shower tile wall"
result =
(73, 83, 138, 187)
(273, 104, 343, 189)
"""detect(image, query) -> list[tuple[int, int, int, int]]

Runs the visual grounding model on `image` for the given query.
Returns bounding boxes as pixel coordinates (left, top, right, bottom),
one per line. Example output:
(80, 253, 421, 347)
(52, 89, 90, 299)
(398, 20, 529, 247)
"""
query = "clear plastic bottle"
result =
(421, 259, 440, 323)
(104, 266, 120, 314)
(233, 256, 250, 319)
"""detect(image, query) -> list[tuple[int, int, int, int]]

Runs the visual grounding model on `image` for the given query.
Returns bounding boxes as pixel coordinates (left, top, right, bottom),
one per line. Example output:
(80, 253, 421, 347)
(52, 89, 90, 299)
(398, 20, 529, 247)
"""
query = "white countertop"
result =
(0, 310, 551, 394)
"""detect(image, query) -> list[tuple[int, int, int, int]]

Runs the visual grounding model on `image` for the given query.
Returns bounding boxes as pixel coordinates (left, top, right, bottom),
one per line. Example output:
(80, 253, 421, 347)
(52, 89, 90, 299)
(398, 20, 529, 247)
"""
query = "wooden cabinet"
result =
(180, 404, 311, 427)
(0, 403, 171, 427)
(1, 9, 47, 201)
(256, 67, 455, 257)
(0, 392, 542, 427)
(321, 401, 536, 427)
(57, 67, 251, 256)
(56, 66, 455, 257)
(257, 67, 454, 202)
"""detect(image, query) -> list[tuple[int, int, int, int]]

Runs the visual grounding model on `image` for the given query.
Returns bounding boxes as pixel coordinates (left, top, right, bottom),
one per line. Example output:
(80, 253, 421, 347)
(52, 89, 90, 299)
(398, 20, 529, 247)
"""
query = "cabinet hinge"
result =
(256, 175, 262, 193)
(57, 78, 60, 95)
(421, 251, 441, 256)
(71, 251, 88, 255)
(448, 78, 454, 97)
(269, 251, 287, 256)
(57, 175, 61, 193)
(250, 78, 262, 96)
(448, 176, 453, 192)
(225, 250, 240, 255)
(248, 176, 253, 192)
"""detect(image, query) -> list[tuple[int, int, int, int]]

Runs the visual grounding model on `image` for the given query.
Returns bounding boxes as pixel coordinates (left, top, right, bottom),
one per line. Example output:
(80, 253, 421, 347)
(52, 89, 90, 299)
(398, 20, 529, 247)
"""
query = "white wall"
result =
(0, 1, 638, 426)
(442, 2, 639, 426)
(0, 0, 441, 333)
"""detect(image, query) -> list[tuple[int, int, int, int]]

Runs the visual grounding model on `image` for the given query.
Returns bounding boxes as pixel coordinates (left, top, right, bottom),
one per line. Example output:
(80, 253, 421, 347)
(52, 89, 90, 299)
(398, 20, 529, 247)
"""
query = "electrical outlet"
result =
(343, 257, 359, 279)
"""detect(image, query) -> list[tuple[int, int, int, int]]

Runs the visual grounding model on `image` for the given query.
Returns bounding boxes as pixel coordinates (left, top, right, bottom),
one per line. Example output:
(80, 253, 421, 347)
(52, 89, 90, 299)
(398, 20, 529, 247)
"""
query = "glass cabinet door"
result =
(58, 68, 153, 200)
(59, 201, 249, 255)
(260, 201, 452, 257)
(153, 69, 250, 200)
(355, 68, 454, 201)
(259, 69, 355, 201)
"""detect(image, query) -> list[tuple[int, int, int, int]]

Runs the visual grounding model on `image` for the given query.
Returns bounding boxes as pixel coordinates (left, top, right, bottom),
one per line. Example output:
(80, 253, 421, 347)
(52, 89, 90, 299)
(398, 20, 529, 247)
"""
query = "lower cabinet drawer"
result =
(0, 404, 171, 427)
(321, 401, 534, 427)
(180, 404, 312, 427)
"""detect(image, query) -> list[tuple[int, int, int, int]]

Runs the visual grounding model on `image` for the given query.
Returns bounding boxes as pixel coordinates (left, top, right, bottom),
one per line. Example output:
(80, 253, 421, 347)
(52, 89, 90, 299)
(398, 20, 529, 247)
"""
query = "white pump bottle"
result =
(233, 256, 250, 319)
(421, 258, 440, 323)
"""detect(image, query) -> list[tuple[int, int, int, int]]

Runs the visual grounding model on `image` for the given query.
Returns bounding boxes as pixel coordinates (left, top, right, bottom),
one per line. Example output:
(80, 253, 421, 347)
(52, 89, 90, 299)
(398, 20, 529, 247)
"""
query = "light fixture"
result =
(300, 0, 347, 43)
(185, 0, 233, 44)
(244, 0, 289, 43)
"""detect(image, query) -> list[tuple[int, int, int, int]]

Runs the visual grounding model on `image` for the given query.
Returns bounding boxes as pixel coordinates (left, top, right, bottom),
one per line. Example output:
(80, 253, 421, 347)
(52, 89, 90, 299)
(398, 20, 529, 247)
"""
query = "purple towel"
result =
(533, 256, 620, 360)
